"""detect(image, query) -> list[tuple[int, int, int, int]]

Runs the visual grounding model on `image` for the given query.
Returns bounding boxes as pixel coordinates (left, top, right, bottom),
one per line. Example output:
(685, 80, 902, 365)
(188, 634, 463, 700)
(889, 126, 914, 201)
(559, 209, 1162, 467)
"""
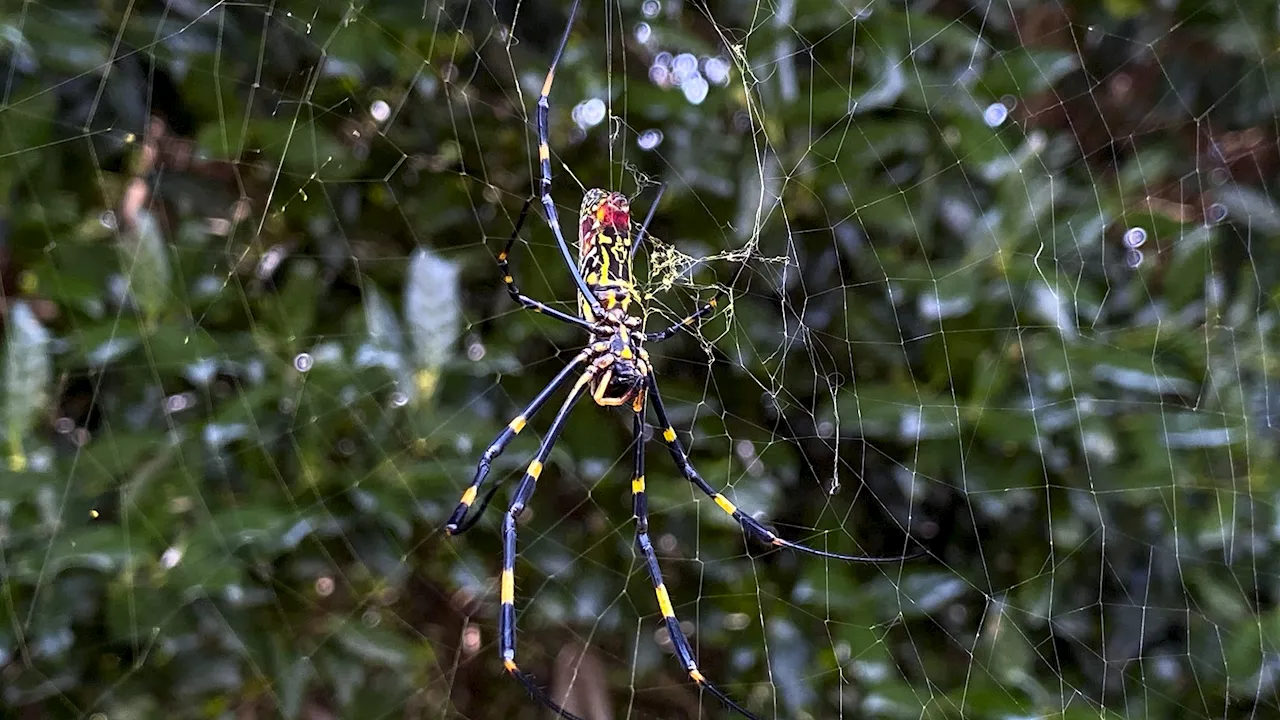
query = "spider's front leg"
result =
(646, 290, 724, 342)
(531, 0, 603, 320)
(496, 198, 596, 332)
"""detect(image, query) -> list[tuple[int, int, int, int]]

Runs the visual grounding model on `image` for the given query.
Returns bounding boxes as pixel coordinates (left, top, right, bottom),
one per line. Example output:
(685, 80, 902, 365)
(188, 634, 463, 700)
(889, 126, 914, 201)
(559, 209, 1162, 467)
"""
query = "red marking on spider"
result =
(598, 193, 630, 229)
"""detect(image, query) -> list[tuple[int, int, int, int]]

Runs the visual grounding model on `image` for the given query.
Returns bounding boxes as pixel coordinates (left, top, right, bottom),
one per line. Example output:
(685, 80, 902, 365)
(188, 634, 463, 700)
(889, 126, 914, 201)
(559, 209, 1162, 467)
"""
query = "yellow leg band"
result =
(713, 494, 737, 516)
(501, 569, 515, 604)
(655, 583, 675, 618)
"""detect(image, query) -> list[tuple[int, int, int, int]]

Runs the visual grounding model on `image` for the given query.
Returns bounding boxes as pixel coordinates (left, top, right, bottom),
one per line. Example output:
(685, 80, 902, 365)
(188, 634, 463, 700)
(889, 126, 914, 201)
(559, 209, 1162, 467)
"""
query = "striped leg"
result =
(445, 351, 589, 536)
(630, 412, 761, 719)
(498, 198, 596, 332)
(646, 376, 924, 564)
(500, 369, 594, 720)
(534, 0, 603, 319)
(645, 291, 724, 343)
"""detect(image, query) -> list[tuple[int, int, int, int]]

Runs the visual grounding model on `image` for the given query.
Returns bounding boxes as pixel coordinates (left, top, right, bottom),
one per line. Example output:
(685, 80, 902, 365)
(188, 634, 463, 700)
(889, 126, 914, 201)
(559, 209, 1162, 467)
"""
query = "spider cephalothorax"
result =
(585, 316, 649, 410)
(441, 2, 924, 718)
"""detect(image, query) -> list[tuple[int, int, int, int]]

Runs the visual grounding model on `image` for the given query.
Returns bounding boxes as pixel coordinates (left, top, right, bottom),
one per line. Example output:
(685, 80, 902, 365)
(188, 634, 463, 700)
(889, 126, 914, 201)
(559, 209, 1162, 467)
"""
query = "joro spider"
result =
(443, 2, 923, 718)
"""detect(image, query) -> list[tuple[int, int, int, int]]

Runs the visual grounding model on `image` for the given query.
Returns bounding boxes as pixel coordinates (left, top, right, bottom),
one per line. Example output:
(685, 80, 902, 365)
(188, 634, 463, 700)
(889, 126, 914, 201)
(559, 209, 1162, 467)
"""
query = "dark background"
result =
(2, 0, 1278, 718)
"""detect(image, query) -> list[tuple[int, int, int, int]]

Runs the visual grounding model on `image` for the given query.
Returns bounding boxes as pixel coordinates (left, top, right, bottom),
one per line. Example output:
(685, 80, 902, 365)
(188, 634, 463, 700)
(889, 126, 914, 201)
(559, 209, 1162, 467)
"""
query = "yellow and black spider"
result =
(443, 2, 923, 717)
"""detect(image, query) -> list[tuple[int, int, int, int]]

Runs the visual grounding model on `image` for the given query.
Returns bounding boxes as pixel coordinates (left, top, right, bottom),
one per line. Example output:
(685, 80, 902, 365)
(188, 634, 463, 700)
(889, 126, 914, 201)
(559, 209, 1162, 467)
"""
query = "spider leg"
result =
(498, 198, 597, 332)
(646, 376, 925, 564)
(646, 290, 724, 343)
(535, 0, 604, 319)
(630, 182, 666, 260)
(445, 351, 590, 536)
(630, 412, 762, 720)
(500, 368, 594, 720)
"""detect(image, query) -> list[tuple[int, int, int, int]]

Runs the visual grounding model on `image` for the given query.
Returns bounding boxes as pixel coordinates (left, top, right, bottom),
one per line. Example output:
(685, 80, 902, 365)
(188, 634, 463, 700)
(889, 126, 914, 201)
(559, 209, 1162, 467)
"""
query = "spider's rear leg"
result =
(646, 375, 926, 564)
(497, 198, 596, 332)
(629, 412, 763, 720)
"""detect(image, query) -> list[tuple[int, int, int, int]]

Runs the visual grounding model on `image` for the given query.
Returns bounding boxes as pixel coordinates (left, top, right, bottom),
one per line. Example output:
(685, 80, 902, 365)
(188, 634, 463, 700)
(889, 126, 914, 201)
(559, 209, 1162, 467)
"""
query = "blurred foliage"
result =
(2, 0, 1280, 718)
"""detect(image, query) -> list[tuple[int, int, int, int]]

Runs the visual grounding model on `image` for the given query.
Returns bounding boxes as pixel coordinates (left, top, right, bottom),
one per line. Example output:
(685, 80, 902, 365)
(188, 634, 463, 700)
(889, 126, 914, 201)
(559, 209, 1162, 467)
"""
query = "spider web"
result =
(2, 0, 1278, 719)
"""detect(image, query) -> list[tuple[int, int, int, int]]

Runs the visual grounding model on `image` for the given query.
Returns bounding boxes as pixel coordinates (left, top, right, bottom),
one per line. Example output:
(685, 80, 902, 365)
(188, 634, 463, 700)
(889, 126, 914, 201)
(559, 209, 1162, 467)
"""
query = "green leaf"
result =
(837, 384, 960, 441)
(3, 301, 51, 471)
(356, 281, 412, 395)
(117, 208, 173, 325)
(328, 615, 419, 670)
(404, 247, 461, 402)
(852, 45, 906, 114)
(270, 258, 324, 348)
(251, 119, 354, 179)
(1217, 183, 1280, 234)
(13, 524, 142, 579)
(979, 48, 1079, 98)
(0, 79, 56, 201)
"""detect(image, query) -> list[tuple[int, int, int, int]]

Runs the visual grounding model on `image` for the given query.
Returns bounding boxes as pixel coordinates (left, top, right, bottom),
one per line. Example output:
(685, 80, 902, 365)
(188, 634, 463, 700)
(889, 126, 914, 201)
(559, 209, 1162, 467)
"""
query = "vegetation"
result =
(2, 0, 1278, 718)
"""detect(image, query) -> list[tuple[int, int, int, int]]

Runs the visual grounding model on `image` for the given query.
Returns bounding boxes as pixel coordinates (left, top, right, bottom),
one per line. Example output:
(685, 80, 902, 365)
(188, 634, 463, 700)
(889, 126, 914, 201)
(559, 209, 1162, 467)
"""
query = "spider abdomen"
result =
(578, 189, 638, 322)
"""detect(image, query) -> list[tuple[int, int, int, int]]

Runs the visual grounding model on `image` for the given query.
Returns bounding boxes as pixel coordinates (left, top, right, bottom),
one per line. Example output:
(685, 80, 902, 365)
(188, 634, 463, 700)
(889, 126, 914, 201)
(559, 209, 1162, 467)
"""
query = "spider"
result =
(443, 2, 923, 717)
